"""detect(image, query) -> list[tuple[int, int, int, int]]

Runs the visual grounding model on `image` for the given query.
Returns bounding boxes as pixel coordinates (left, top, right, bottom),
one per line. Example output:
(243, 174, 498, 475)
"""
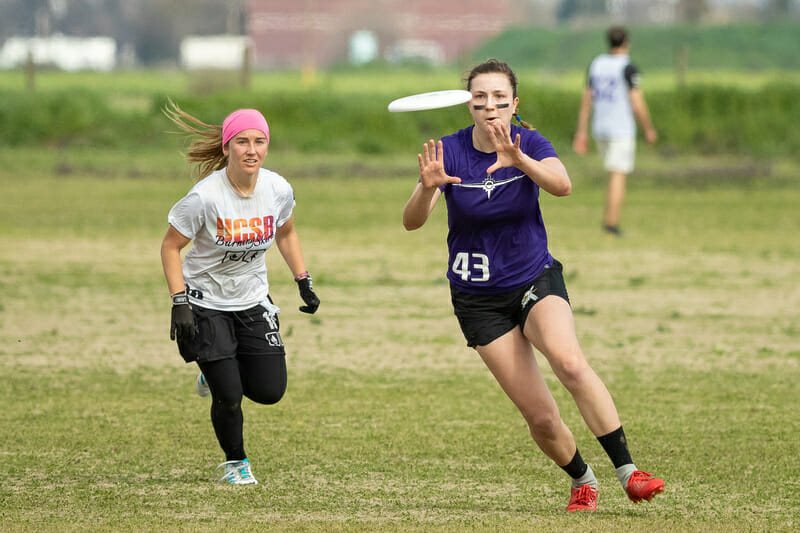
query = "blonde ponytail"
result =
(163, 99, 227, 181)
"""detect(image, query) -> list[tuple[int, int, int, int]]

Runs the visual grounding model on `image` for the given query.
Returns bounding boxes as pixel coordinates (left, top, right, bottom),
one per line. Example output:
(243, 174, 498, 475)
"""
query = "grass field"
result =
(1, 146, 798, 532)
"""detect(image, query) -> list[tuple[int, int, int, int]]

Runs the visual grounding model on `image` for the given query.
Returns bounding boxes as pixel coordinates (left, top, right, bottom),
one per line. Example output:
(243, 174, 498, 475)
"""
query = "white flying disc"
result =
(388, 90, 472, 112)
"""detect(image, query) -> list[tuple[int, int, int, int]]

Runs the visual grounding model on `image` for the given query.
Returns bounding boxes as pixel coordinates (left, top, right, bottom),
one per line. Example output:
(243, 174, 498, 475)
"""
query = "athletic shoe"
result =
(566, 484, 598, 512)
(603, 224, 623, 237)
(216, 458, 258, 485)
(626, 470, 664, 503)
(196, 373, 210, 397)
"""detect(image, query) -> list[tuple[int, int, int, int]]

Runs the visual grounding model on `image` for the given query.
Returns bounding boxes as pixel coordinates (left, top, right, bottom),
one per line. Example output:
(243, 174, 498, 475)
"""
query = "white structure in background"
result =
(0, 34, 116, 71)
(348, 30, 379, 65)
(180, 35, 252, 70)
(384, 39, 445, 66)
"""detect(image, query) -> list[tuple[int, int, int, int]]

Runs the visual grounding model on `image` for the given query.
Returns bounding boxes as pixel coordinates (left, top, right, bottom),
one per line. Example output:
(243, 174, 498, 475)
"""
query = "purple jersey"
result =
(440, 125, 557, 294)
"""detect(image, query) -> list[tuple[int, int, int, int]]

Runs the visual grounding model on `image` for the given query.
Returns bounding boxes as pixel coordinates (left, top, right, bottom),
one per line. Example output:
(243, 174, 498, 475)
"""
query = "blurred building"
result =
(0, 34, 116, 71)
(247, 0, 528, 69)
(180, 35, 253, 70)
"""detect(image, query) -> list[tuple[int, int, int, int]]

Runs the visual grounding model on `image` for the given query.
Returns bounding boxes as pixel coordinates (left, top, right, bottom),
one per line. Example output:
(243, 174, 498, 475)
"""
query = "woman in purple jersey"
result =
(402, 59, 663, 511)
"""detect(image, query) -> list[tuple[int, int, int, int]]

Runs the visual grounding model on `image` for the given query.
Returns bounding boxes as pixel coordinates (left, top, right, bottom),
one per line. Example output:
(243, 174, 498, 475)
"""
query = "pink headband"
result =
(222, 109, 270, 147)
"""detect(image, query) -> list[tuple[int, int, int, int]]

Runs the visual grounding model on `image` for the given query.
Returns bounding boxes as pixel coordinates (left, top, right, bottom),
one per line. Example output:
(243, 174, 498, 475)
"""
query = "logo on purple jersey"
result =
(453, 173, 526, 199)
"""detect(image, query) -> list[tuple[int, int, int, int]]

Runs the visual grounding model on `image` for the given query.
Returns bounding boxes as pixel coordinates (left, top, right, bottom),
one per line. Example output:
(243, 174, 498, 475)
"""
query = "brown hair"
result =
(464, 59, 534, 131)
(163, 99, 227, 180)
(607, 26, 629, 48)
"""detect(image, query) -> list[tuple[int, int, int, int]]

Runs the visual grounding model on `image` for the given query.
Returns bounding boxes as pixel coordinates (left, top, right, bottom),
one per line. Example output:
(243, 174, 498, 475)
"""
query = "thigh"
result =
(234, 304, 286, 358)
(523, 296, 587, 374)
(233, 304, 287, 403)
(518, 260, 570, 328)
(476, 327, 559, 417)
(604, 138, 635, 173)
(197, 357, 243, 403)
(238, 353, 287, 404)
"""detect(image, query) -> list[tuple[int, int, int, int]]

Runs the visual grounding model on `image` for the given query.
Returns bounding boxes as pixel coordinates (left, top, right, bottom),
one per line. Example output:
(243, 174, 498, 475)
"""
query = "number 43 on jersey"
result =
(452, 252, 490, 282)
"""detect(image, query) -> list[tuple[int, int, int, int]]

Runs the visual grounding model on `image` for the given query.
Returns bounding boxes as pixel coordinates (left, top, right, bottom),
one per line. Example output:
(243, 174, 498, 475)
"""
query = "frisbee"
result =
(388, 90, 472, 112)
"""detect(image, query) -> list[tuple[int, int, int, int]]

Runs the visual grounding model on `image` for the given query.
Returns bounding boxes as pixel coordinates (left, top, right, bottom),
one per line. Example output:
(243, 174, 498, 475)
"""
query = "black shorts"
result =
(450, 260, 570, 348)
(177, 301, 284, 363)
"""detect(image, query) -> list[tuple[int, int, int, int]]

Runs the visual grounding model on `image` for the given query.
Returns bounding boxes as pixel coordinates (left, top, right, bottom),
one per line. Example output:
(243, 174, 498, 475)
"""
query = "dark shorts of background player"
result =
(177, 300, 284, 363)
(450, 260, 570, 348)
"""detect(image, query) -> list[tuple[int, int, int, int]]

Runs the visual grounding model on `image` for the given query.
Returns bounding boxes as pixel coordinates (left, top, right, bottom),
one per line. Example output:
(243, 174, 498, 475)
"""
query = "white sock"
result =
(616, 463, 637, 490)
(572, 464, 598, 490)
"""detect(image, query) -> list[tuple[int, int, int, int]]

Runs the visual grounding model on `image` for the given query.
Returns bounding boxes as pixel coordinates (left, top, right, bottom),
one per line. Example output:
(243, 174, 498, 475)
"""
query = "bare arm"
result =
(275, 214, 309, 278)
(573, 87, 593, 155)
(403, 183, 442, 230)
(402, 139, 460, 230)
(486, 122, 572, 197)
(160, 225, 192, 296)
(630, 87, 657, 144)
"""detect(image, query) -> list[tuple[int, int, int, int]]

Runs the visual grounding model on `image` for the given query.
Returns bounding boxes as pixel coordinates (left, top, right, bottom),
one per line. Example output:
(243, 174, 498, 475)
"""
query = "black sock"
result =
(597, 426, 633, 469)
(559, 448, 589, 479)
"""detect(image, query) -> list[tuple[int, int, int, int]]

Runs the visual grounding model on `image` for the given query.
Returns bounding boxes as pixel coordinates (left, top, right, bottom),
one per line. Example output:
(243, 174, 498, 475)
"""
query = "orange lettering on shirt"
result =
(233, 218, 248, 242)
(216, 218, 233, 242)
(249, 217, 263, 239)
(263, 216, 274, 240)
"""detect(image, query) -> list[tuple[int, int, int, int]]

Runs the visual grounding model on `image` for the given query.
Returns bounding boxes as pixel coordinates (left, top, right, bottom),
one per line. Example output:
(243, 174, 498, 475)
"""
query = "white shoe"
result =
(196, 373, 210, 397)
(216, 458, 258, 485)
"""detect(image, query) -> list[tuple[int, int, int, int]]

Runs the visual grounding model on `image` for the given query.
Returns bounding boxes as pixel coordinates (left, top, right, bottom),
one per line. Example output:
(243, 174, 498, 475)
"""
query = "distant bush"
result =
(1, 83, 798, 159)
(475, 22, 800, 72)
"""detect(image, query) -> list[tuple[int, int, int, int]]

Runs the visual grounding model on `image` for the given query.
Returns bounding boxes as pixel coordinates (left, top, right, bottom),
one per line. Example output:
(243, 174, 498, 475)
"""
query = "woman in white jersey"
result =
(160, 103, 319, 485)
(403, 59, 663, 511)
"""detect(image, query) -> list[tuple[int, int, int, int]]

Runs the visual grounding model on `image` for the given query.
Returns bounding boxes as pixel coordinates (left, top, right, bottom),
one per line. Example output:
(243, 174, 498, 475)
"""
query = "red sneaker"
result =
(626, 470, 665, 503)
(566, 484, 598, 512)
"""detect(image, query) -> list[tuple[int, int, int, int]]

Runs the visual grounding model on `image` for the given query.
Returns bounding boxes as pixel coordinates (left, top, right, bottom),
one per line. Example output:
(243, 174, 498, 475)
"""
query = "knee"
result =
(523, 409, 561, 440)
(213, 396, 242, 414)
(552, 356, 593, 392)
(247, 381, 286, 405)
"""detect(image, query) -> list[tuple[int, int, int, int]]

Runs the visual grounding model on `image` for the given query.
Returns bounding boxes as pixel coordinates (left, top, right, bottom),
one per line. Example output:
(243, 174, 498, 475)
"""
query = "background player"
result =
(573, 26, 657, 236)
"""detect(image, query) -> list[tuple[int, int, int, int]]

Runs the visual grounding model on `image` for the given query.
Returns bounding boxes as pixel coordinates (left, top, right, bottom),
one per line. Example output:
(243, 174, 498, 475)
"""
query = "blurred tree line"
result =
(557, 0, 796, 22)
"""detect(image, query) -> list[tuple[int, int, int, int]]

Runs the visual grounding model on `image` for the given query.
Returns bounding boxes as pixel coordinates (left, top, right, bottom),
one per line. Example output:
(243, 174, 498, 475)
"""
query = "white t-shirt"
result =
(168, 167, 295, 311)
(587, 53, 640, 140)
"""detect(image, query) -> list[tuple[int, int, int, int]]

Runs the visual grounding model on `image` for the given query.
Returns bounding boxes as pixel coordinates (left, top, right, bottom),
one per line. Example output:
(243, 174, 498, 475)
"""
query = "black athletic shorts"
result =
(177, 301, 284, 363)
(450, 260, 570, 348)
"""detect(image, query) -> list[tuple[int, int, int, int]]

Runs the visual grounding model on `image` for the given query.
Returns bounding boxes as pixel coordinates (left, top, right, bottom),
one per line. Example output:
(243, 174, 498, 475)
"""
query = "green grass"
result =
(1, 148, 799, 531)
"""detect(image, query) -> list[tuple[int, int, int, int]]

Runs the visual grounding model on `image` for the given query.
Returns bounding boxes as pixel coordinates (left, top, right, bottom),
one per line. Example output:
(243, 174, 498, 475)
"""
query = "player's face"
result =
(223, 129, 268, 176)
(468, 73, 518, 132)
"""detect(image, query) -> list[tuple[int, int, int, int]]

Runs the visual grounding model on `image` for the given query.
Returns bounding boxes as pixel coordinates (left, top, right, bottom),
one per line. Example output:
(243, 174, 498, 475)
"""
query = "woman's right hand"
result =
(418, 139, 461, 189)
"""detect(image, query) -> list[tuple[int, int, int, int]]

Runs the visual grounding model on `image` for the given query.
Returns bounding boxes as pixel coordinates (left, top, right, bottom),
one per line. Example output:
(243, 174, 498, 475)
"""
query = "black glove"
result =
(170, 291, 198, 341)
(296, 275, 320, 314)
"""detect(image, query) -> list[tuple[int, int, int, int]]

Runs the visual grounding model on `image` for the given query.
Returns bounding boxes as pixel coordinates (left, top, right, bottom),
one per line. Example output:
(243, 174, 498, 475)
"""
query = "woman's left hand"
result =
(297, 276, 320, 314)
(486, 121, 526, 175)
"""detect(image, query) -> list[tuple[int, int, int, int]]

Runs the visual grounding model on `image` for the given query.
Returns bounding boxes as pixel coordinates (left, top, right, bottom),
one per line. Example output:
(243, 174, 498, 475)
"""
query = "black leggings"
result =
(198, 354, 286, 461)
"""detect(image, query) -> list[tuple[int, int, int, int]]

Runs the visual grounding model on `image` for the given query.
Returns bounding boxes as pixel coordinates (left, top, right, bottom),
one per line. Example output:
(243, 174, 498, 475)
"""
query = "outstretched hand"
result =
(485, 121, 526, 175)
(418, 140, 461, 189)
